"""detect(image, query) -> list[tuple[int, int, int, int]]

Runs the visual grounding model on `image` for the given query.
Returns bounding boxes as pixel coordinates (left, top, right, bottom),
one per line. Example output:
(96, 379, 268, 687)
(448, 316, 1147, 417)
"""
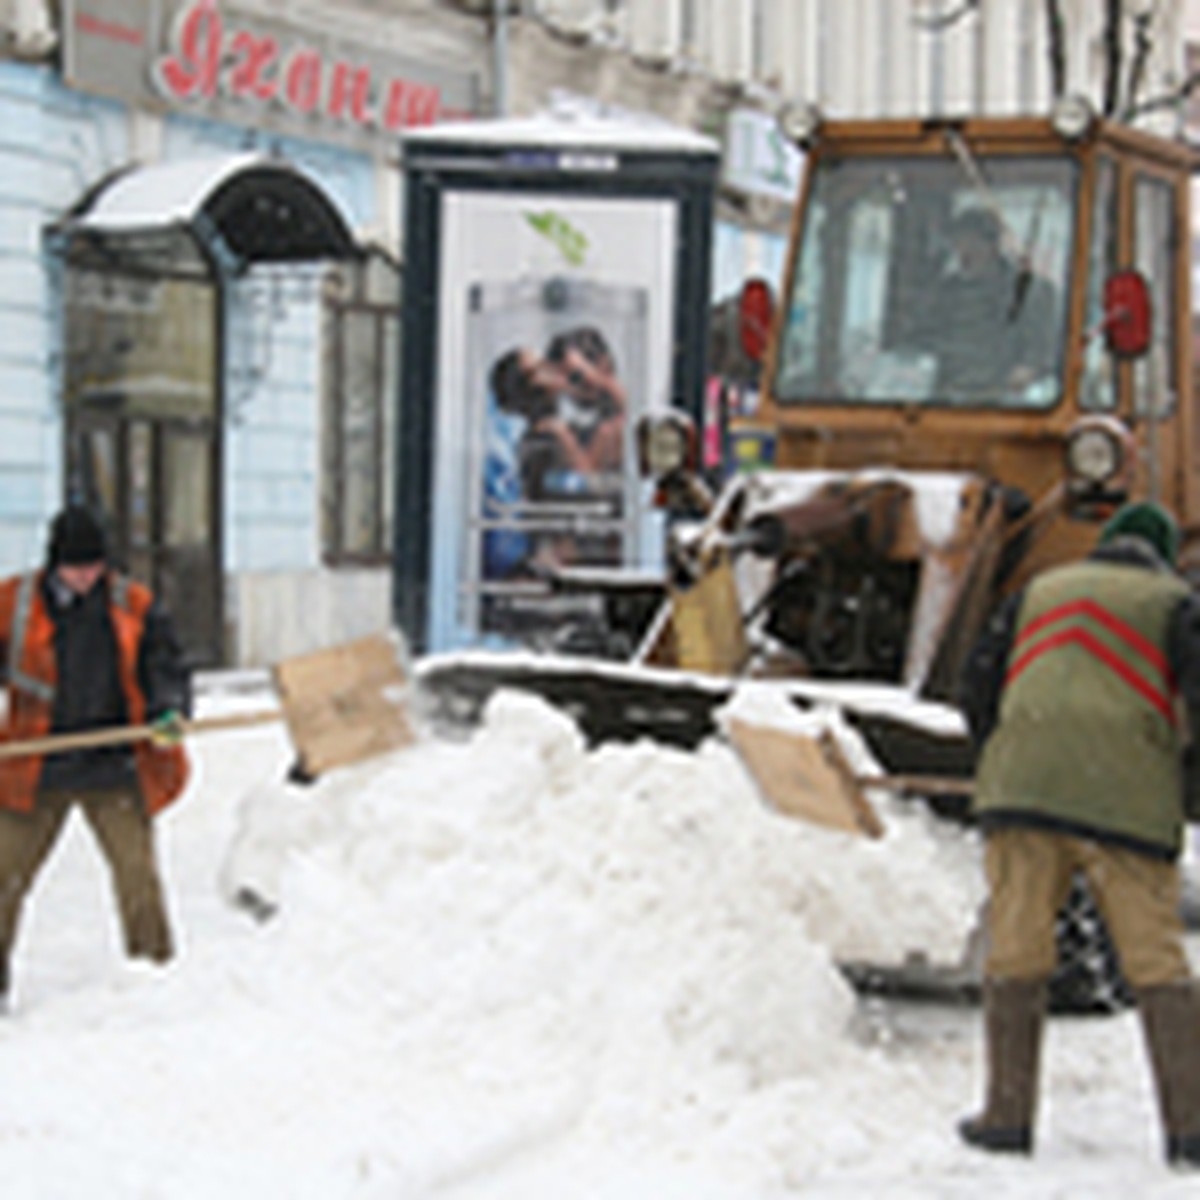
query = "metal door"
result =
(62, 268, 222, 667)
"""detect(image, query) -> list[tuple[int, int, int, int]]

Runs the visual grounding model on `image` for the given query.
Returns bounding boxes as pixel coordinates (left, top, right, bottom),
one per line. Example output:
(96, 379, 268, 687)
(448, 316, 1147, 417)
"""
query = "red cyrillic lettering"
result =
(406, 85, 440, 128)
(229, 31, 280, 101)
(284, 49, 322, 114)
(153, 0, 222, 100)
(382, 79, 408, 130)
(327, 62, 373, 125)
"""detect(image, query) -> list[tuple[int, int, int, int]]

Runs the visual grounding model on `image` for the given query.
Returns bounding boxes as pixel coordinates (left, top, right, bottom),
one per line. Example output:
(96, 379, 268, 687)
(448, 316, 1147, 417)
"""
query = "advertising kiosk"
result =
(395, 117, 719, 653)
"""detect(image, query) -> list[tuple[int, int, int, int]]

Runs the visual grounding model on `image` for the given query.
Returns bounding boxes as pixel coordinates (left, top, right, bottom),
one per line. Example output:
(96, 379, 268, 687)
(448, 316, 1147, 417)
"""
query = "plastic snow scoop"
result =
(0, 631, 416, 779)
(727, 717, 975, 839)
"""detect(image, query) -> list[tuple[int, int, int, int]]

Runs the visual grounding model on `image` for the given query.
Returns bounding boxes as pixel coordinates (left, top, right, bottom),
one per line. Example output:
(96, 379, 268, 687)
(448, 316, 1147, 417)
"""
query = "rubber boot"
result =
(1137, 982, 1200, 1168)
(958, 976, 1047, 1154)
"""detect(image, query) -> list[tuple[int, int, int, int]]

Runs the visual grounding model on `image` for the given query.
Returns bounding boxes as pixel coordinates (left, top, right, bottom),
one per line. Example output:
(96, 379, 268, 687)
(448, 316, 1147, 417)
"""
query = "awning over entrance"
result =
(50, 153, 361, 277)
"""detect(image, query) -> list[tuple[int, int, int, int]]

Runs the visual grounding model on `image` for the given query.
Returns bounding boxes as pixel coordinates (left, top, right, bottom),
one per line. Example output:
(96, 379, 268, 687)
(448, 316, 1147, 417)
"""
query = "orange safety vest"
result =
(0, 570, 189, 815)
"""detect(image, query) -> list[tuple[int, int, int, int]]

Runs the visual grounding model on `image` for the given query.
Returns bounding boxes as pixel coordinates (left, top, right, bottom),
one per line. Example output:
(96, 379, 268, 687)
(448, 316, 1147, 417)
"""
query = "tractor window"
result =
(1133, 176, 1177, 421)
(775, 154, 1078, 409)
(1081, 157, 1119, 411)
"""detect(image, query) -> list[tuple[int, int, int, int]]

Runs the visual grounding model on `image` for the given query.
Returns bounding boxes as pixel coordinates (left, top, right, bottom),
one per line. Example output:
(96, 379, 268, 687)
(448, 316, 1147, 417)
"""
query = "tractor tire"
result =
(1049, 875, 1133, 1015)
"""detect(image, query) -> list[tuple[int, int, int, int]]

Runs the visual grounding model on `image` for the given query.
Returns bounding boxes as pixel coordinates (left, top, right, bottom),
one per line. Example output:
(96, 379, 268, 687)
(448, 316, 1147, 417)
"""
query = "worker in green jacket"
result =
(958, 501, 1200, 1167)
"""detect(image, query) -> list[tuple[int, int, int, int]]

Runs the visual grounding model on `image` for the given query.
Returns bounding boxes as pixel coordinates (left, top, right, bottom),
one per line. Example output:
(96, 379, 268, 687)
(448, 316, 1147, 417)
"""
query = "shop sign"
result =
(721, 107, 804, 204)
(63, 0, 480, 151)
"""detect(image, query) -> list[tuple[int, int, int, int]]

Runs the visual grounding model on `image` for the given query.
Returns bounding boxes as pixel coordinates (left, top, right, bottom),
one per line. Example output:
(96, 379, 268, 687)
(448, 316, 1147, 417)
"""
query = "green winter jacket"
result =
(974, 558, 1191, 859)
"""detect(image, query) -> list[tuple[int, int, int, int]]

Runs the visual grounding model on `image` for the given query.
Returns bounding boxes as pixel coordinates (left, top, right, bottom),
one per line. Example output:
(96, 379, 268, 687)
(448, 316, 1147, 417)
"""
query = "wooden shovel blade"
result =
(0, 632, 416, 779)
(272, 631, 416, 777)
(727, 717, 885, 838)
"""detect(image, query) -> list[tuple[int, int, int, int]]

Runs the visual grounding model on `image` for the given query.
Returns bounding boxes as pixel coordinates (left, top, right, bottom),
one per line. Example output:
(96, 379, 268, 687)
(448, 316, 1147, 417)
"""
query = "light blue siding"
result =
(0, 63, 377, 579)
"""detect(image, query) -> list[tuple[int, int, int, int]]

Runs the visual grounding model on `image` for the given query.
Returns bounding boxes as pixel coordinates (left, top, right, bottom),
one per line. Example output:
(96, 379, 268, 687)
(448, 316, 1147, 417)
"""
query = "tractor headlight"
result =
(1051, 94, 1095, 142)
(1065, 418, 1126, 487)
(780, 101, 823, 148)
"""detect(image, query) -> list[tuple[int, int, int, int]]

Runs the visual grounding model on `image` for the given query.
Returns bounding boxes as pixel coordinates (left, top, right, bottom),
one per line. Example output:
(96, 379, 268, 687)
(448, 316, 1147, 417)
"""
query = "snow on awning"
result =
(49, 153, 360, 278)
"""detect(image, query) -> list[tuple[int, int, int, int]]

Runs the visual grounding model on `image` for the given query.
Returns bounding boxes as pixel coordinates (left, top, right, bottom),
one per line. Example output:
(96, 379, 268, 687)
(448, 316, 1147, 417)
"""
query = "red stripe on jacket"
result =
(1006, 624, 1176, 726)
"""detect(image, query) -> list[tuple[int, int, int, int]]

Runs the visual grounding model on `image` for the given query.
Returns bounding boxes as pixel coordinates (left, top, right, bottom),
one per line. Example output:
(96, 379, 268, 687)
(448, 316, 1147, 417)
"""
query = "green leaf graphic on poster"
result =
(525, 210, 589, 267)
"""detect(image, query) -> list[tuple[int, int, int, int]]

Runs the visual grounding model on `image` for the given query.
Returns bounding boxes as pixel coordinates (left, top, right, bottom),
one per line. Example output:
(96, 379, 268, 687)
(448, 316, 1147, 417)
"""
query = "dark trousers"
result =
(0, 786, 173, 984)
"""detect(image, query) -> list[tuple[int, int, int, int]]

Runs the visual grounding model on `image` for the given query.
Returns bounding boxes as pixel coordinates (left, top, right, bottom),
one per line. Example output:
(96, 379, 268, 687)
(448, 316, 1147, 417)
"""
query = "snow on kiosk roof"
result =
(49, 152, 360, 278)
(402, 114, 719, 156)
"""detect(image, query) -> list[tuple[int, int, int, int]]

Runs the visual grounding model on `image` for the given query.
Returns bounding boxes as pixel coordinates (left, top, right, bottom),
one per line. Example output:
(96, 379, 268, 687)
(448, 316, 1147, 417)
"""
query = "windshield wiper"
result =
(944, 128, 1040, 323)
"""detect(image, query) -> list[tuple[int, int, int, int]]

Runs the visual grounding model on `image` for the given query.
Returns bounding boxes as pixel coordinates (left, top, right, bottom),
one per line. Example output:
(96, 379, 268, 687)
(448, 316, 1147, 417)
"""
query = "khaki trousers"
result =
(985, 827, 1190, 987)
(0, 786, 173, 971)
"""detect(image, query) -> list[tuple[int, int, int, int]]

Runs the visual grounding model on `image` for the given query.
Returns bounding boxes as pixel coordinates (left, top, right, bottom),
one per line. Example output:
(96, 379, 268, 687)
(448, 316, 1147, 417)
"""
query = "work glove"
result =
(150, 709, 186, 748)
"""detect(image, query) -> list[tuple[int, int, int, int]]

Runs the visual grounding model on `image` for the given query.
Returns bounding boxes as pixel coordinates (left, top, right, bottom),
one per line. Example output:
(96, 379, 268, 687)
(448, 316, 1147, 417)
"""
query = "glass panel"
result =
(160, 426, 218, 666)
(70, 424, 118, 518)
(321, 251, 401, 564)
(127, 421, 154, 586)
(338, 312, 383, 556)
(63, 269, 216, 421)
(1133, 176, 1177, 420)
(776, 153, 1079, 409)
(163, 430, 211, 548)
(380, 318, 398, 539)
(1081, 158, 1119, 411)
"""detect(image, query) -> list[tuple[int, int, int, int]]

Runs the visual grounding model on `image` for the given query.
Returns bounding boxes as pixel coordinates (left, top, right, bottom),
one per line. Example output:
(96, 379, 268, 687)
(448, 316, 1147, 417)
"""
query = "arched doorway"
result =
(49, 154, 360, 666)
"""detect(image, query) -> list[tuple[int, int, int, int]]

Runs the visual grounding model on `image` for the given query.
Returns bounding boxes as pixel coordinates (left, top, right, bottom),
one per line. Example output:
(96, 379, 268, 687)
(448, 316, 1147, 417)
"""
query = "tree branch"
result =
(1121, 9, 1154, 119)
(1044, 0, 1067, 100)
(1123, 68, 1200, 121)
(1102, 0, 1123, 117)
(912, 0, 980, 33)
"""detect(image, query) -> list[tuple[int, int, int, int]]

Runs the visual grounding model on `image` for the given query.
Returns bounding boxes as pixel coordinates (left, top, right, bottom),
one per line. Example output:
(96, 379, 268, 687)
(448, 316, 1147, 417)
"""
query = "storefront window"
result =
(321, 250, 400, 565)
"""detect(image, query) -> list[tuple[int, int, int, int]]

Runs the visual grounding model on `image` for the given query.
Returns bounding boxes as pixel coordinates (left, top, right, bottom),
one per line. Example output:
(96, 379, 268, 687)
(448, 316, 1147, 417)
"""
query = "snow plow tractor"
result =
(417, 105, 1200, 1013)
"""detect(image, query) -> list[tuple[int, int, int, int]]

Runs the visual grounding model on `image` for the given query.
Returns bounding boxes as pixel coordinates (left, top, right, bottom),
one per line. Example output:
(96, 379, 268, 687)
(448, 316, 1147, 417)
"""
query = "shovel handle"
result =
(0, 709, 283, 761)
(858, 773, 976, 797)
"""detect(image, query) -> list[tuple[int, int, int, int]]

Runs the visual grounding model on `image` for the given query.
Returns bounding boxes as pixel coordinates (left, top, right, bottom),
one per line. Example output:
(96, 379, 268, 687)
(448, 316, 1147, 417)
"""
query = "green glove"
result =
(150, 709, 186, 748)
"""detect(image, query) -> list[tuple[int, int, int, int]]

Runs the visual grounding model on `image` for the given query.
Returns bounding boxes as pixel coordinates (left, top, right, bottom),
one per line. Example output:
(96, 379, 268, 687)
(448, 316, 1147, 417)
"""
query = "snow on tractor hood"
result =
(738, 469, 981, 551)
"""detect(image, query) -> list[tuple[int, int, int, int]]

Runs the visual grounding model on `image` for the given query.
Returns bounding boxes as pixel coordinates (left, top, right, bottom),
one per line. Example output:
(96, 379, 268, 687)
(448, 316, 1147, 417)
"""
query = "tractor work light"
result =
(780, 101, 823, 149)
(1051, 94, 1095, 142)
(1064, 416, 1132, 489)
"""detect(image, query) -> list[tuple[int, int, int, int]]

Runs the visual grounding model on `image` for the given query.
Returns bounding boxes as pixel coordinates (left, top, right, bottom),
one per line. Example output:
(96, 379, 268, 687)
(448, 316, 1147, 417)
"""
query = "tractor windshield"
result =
(774, 152, 1079, 409)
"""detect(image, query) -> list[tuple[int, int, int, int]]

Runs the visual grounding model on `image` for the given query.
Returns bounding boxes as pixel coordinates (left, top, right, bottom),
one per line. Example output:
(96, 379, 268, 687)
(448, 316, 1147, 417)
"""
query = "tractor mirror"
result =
(1103, 269, 1152, 359)
(738, 277, 775, 363)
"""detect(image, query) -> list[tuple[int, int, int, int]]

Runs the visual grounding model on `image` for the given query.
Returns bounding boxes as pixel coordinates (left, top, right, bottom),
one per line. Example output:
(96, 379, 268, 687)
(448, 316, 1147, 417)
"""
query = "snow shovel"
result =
(0, 631, 416, 779)
(727, 717, 975, 839)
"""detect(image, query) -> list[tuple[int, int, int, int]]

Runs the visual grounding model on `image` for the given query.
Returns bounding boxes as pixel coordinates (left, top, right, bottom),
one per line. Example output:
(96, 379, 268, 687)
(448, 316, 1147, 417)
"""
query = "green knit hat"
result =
(1099, 501, 1180, 566)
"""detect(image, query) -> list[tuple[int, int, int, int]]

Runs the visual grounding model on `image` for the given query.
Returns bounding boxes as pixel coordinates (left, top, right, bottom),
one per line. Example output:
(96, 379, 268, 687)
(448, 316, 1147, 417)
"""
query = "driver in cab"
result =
(921, 207, 1058, 402)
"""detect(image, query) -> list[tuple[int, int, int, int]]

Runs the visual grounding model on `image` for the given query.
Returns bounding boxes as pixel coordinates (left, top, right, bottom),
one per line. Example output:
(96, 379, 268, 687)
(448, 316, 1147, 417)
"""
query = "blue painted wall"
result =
(0, 63, 377, 575)
(0, 63, 128, 567)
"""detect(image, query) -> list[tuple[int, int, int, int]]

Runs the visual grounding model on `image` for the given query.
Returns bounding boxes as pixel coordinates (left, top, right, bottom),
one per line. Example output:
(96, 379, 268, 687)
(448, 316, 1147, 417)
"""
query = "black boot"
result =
(959, 976, 1047, 1155)
(1137, 982, 1200, 1168)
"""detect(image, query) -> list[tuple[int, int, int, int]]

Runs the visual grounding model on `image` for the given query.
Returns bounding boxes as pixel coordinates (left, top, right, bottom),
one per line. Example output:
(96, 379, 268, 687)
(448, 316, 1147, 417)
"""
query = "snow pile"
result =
(1, 684, 1193, 1196)
(212, 688, 985, 1189)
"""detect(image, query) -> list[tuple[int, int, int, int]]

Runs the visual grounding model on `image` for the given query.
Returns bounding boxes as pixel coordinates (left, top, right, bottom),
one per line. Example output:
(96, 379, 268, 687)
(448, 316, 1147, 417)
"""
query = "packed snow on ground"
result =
(0, 676, 1197, 1199)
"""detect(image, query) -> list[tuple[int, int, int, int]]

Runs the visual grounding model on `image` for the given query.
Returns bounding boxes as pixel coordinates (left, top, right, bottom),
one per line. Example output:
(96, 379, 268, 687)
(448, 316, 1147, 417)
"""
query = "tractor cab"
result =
(643, 107, 1200, 696)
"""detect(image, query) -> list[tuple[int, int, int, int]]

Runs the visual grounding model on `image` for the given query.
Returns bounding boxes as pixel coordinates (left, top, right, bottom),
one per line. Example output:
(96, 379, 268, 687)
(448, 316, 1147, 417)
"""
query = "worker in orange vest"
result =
(0, 505, 191, 1007)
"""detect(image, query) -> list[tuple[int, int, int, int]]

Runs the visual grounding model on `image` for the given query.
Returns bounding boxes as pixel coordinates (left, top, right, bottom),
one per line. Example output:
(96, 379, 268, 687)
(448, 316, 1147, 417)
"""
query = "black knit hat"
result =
(48, 505, 107, 566)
